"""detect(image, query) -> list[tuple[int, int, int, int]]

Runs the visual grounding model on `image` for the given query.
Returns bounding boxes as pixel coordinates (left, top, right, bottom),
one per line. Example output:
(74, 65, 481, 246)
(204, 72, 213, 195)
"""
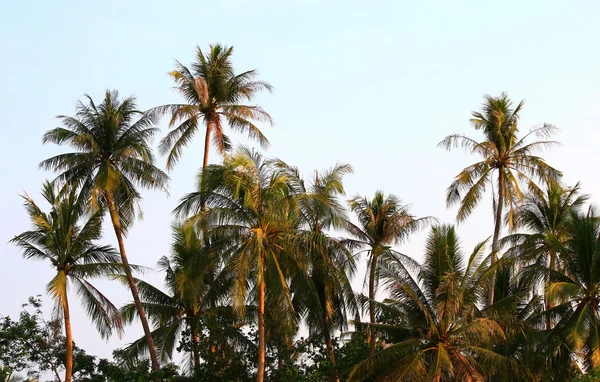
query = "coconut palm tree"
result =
(119, 223, 240, 372)
(154, 44, 273, 314)
(279, 162, 358, 382)
(154, 44, 273, 172)
(174, 147, 303, 382)
(10, 182, 123, 382)
(348, 225, 509, 381)
(265, 290, 302, 376)
(504, 181, 588, 328)
(39, 90, 169, 371)
(486, 266, 581, 381)
(529, 208, 600, 371)
(439, 93, 561, 304)
(346, 192, 431, 359)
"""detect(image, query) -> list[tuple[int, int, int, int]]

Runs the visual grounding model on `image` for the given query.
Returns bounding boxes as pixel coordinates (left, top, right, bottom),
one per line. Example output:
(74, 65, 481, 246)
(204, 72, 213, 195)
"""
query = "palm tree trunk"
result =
(488, 171, 505, 305)
(191, 320, 201, 371)
(315, 259, 340, 382)
(202, 119, 211, 172)
(368, 252, 377, 359)
(200, 119, 212, 210)
(323, 320, 340, 382)
(277, 344, 284, 371)
(257, 252, 266, 382)
(200, 120, 217, 365)
(546, 250, 556, 329)
(63, 289, 73, 382)
(104, 192, 160, 372)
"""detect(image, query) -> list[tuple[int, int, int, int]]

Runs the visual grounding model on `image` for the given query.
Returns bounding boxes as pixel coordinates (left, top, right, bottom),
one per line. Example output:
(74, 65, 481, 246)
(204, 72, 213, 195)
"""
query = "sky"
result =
(1, 0, 599, 363)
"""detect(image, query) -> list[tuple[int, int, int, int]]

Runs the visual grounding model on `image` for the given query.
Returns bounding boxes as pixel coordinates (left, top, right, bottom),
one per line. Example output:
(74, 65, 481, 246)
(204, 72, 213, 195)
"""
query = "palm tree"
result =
(266, 290, 301, 375)
(486, 266, 581, 381)
(175, 147, 302, 382)
(154, 44, 273, 172)
(280, 162, 358, 382)
(39, 90, 169, 372)
(154, 44, 274, 319)
(347, 192, 430, 359)
(439, 93, 561, 304)
(10, 182, 123, 382)
(530, 208, 600, 371)
(348, 225, 509, 381)
(504, 181, 587, 328)
(120, 223, 239, 372)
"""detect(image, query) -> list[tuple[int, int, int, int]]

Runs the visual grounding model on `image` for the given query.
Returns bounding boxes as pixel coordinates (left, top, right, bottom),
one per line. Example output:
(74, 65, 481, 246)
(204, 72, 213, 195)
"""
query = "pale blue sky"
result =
(1, 0, 599, 361)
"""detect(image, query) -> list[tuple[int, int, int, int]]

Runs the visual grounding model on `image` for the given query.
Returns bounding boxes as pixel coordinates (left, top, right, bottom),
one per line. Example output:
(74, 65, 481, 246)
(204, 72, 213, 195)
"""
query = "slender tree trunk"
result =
(488, 171, 505, 306)
(200, 120, 218, 366)
(315, 251, 340, 382)
(257, 252, 266, 382)
(191, 320, 201, 371)
(323, 320, 340, 382)
(368, 252, 378, 360)
(63, 289, 73, 382)
(198, 120, 223, 371)
(105, 192, 160, 372)
(202, 120, 211, 174)
(200, 118, 212, 210)
(277, 344, 284, 371)
(546, 250, 556, 330)
(199, 118, 214, 283)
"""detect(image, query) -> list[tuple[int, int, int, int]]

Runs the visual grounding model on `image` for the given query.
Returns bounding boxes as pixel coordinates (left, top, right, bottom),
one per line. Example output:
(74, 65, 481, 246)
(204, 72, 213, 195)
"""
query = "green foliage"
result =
(0, 297, 120, 382)
(348, 226, 509, 381)
(575, 367, 600, 382)
(250, 333, 371, 382)
(0, 297, 64, 380)
(545, 208, 600, 370)
(81, 356, 181, 382)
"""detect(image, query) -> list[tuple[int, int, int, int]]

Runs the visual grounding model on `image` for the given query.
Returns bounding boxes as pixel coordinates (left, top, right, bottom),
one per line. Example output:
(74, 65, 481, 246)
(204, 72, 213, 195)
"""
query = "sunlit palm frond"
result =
(351, 225, 508, 381)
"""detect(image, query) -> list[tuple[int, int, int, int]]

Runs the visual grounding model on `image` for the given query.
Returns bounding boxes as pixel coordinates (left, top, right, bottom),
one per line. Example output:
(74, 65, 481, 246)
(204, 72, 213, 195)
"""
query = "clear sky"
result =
(1, 0, 599, 362)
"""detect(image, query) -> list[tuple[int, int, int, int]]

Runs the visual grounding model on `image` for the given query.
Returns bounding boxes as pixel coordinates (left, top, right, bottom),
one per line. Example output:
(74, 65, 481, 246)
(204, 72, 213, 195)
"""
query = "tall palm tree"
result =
(175, 147, 302, 382)
(347, 192, 430, 359)
(10, 182, 124, 382)
(439, 93, 561, 304)
(266, 289, 301, 375)
(529, 208, 600, 371)
(280, 162, 358, 382)
(39, 90, 169, 372)
(154, 44, 273, 172)
(486, 265, 581, 381)
(348, 225, 509, 381)
(120, 223, 238, 372)
(155, 44, 274, 315)
(504, 181, 588, 328)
